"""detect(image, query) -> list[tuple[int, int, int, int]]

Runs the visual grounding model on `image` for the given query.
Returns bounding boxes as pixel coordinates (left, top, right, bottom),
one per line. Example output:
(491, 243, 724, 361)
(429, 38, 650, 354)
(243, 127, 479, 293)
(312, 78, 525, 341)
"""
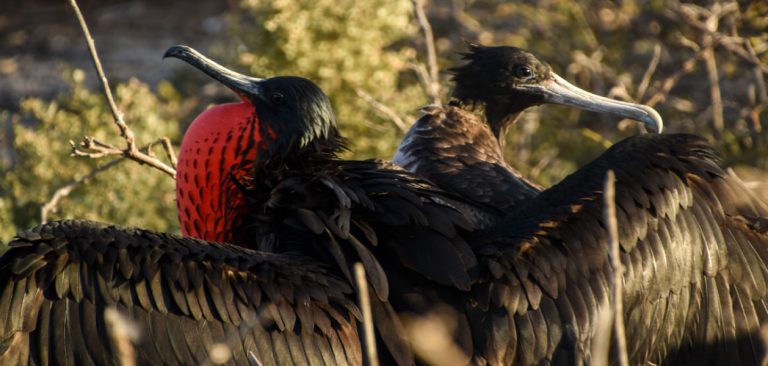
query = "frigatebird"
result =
(394, 44, 662, 226)
(2, 45, 766, 366)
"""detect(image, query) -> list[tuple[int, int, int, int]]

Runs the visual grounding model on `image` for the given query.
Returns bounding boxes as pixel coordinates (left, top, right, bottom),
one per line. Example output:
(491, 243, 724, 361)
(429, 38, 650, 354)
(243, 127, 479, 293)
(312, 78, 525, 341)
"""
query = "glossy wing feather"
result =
(0, 220, 416, 366)
(242, 157, 481, 301)
(464, 134, 768, 365)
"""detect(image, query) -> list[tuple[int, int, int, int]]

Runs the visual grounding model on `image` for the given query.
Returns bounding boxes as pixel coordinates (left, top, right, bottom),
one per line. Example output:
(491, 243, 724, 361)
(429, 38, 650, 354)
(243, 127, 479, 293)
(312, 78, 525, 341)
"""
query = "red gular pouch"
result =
(176, 101, 261, 243)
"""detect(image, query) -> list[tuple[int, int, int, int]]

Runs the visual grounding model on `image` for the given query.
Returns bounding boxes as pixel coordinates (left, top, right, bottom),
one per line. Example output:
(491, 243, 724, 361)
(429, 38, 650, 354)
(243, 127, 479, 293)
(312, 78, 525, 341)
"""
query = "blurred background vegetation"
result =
(0, 0, 766, 243)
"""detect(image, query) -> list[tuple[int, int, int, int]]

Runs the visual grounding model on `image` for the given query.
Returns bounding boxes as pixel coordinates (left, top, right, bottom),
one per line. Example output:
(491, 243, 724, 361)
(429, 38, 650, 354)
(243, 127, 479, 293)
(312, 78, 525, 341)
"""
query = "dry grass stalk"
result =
(590, 299, 615, 366)
(605, 170, 629, 366)
(104, 307, 140, 366)
(403, 307, 468, 366)
(636, 44, 662, 101)
(354, 263, 379, 366)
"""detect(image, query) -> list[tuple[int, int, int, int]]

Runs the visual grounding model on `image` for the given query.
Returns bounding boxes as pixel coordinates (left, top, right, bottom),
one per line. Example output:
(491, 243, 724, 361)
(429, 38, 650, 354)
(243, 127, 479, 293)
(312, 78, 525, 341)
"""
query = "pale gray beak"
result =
(519, 73, 663, 133)
(164, 45, 265, 98)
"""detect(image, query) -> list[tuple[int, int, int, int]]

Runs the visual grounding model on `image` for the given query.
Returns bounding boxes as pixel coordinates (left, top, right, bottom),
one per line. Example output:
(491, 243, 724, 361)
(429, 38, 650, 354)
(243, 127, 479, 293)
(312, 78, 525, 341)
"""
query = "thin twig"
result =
(354, 263, 379, 366)
(41, 158, 125, 223)
(412, 0, 441, 105)
(44, 137, 175, 223)
(71, 137, 120, 158)
(703, 45, 725, 139)
(644, 46, 707, 108)
(746, 40, 768, 104)
(700, 7, 726, 139)
(636, 44, 662, 101)
(355, 89, 410, 133)
(68, 0, 133, 146)
(676, 3, 768, 74)
(407, 62, 434, 100)
(604, 170, 629, 366)
(450, 0, 482, 37)
(161, 137, 178, 169)
(68, 0, 177, 178)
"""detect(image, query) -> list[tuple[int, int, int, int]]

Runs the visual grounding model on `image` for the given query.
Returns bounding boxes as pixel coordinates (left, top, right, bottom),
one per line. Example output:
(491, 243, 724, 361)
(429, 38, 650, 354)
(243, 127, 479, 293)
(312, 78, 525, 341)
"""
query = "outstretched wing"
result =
(0, 220, 413, 366)
(467, 134, 768, 365)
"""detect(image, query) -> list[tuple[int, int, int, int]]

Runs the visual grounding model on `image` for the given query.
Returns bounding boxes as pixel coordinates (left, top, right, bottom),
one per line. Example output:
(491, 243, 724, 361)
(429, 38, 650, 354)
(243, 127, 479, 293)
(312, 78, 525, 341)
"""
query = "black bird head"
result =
(164, 45, 341, 160)
(450, 44, 662, 139)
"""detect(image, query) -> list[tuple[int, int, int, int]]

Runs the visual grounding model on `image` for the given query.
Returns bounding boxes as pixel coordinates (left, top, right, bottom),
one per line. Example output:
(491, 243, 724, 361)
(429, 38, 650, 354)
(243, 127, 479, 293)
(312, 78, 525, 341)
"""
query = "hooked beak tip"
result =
(162, 44, 264, 100)
(163, 45, 191, 61)
(639, 106, 664, 134)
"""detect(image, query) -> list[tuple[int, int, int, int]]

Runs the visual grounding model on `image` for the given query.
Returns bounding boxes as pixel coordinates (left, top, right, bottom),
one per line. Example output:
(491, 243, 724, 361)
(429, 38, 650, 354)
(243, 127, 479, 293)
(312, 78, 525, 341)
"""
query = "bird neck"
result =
(176, 102, 261, 244)
(453, 97, 525, 147)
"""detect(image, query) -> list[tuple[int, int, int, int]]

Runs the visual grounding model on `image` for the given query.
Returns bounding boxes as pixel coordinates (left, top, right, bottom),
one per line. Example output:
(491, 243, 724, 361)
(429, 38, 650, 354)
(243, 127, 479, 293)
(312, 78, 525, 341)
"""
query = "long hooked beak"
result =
(164, 45, 264, 99)
(520, 73, 663, 133)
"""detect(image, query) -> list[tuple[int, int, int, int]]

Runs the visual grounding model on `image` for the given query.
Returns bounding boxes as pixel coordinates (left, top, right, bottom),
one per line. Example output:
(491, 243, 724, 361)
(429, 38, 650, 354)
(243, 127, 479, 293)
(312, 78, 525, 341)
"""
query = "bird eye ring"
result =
(515, 65, 534, 79)
(270, 92, 285, 104)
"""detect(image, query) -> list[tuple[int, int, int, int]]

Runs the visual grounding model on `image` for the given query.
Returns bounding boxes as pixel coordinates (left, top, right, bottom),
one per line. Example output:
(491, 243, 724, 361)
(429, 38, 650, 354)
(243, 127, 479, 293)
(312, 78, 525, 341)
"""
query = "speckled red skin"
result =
(175, 102, 260, 243)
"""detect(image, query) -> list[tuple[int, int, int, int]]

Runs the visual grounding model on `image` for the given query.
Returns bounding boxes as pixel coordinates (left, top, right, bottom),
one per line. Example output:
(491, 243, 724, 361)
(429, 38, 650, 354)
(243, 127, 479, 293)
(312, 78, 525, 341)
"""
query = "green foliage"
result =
(229, 0, 425, 159)
(226, 0, 766, 186)
(2, 0, 766, 242)
(0, 70, 181, 243)
(442, 0, 767, 185)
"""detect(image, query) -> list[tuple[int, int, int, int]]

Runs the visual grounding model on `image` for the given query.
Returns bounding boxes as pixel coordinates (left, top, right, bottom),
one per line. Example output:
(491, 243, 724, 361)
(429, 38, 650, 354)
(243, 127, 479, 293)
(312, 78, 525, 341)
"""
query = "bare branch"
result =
(70, 135, 177, 177)
(604, 170, 629, 366)
(644, 46, 706, 108)
(412, 0, 441, 105)
(44, 136, 178, 224)
(70, 137, 122, 158)
(40, 158, 125, 223)
(146, 138, 177, 165)
(700, 6, 726, 139)
(355, 89, 410, 133)
(636, 44, 662, 101)
(703, 45, 725, 138)
(161, 137, 178, 169)
(68, 0, 177, 179)
(354, 263, 379, 366)
(746, 40, 768, 104)
(450, 0, 483, 37)
(407, 62, 434, 100)
(68, 0, 133, 147)
(528, 150, 557, 181)
(675, 3, 768, 74)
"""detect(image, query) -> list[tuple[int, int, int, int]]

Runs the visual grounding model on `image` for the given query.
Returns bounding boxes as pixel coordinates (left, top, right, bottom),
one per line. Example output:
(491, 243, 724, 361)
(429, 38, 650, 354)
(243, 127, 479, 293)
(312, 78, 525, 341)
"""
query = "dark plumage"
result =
(394, 105, 539, 218)
(397, 45, 768, 364)
(0, 45, 485, 366)
(0, 220, 371, 365)
(395, 44, 662, 224)
(2, 45, 767, 366)
(461, 133, 768, 365)
(395, 45, 768, 365)
(221, 52, 768, 365)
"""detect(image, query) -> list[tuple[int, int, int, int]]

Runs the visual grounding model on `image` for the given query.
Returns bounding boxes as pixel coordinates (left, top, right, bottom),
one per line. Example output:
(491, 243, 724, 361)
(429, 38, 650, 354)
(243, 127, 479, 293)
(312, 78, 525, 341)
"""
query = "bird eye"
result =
(515, 65, 534, 79)
(270, 92, 285, 104)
